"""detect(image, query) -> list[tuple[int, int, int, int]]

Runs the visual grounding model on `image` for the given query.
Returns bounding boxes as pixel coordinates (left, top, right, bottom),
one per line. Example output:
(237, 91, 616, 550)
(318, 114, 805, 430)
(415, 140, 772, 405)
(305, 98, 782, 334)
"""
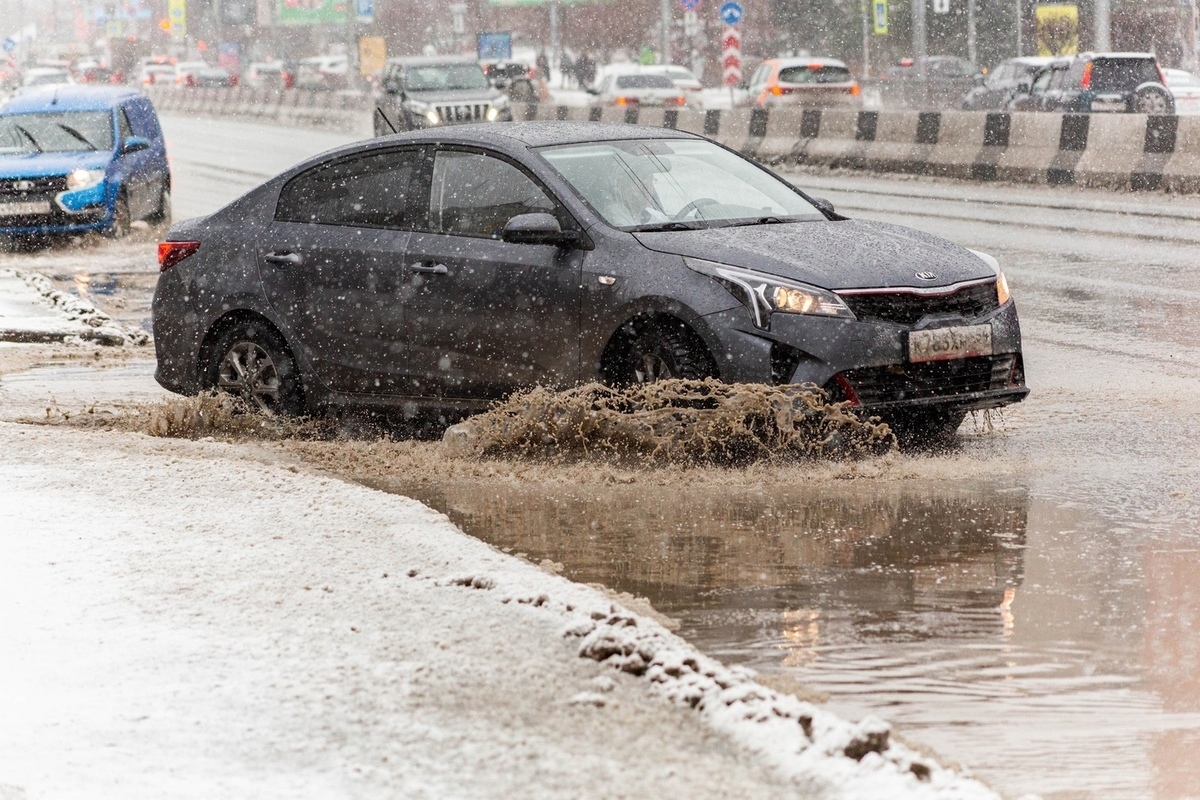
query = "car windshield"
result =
(0, 110, 114, 154)
(403, 64, 490, 91)
(614, 74, 675, 89)
(778, 65, 852, 84)
(538, 138, 824, 231)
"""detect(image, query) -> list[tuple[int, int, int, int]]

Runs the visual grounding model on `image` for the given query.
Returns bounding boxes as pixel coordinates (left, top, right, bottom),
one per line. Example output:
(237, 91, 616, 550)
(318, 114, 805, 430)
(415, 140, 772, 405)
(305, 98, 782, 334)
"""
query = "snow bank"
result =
(0, 268, 147, 346)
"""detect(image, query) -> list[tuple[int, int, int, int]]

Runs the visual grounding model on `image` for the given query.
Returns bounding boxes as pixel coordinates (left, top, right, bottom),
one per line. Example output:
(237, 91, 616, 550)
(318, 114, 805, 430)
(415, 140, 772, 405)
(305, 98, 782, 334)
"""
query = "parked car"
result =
(294, 55, 349, 91)
(1163, 68, 1200, 115)
(21, 68, 73, 89)
(75, 65, 124, 85)
(1008, 53, 1173, 114)
(961, 56, 1053, 110)
(879, 56, 980, 109)
(0, 86, 170, 241)
(152, 122, 1027, 443)
(748, 57, 861, 108)
(245, 60, 292, 90)
(139, 59, 177, 87)
(376, 56, 510, 134)
(481, 59, 540, 102)
(639, 64, 704, 95)
(593, 72, 688, 107)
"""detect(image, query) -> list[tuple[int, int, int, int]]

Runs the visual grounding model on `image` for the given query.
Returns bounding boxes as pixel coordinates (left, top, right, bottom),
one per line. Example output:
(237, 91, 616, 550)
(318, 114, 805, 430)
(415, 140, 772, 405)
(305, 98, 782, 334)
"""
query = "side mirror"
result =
(122, 135, 151, 154)
(973, 73, 986, 86)
(502, 212, 577, 246)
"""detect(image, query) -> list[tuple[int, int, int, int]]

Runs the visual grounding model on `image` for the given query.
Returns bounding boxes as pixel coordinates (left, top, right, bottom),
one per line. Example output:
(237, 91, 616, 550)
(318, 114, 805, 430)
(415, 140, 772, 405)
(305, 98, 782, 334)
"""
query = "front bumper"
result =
(0, 180, 111, 235)
(701, 299, 1028, 413)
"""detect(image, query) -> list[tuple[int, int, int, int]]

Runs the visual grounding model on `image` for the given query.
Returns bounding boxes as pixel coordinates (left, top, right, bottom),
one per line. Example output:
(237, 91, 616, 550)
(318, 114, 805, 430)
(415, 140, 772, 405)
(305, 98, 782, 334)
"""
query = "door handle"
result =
(263, 251, 304, 266)
(410, 262, 449, 275)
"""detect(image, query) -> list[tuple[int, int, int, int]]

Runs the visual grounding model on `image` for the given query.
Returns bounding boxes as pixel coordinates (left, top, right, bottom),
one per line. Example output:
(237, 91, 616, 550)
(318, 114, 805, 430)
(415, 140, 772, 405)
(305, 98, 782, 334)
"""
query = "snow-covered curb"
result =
(0, 268, 148, 346)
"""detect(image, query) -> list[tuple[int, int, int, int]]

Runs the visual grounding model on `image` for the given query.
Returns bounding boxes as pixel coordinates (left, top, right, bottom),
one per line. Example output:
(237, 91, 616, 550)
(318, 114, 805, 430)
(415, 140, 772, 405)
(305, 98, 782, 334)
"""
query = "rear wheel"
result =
(206, 321, 306, 416)
(1134, 86, 1173, 115)
(617, 319, 717, 385)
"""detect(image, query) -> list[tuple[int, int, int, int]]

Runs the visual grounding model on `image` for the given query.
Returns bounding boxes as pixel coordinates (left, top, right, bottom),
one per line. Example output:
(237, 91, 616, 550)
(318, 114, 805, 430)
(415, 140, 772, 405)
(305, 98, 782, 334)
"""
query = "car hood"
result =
(633, 219, 995, 291)
(0, 149, 112, 178)
(404, 87, 503, 103)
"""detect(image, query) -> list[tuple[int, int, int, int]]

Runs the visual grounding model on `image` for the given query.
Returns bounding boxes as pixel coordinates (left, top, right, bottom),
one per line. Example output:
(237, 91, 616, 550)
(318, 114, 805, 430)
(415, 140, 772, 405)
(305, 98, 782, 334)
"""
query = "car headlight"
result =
(66, 168, 105, 191)
(486, 106, 501, 121)
(684, 258, 854, 329)
(968, 249, 1011, 305)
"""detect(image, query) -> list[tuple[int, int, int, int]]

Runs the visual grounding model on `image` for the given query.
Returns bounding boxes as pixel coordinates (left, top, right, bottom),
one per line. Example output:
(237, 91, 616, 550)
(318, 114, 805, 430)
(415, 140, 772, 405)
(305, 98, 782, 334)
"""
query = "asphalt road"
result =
(9, 113, 1200, 799)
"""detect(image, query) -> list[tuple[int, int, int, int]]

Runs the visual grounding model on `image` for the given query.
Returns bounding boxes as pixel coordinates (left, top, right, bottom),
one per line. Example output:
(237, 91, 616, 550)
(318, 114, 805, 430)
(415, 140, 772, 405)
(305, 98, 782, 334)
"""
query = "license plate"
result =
(0, 201, 51, 217)
(908, 324, 994, 363)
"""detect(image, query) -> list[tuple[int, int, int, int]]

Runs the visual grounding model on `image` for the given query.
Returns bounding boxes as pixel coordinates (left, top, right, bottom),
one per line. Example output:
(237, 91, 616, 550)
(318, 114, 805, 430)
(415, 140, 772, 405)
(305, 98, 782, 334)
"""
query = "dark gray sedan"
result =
(153, 123, 1027, 440)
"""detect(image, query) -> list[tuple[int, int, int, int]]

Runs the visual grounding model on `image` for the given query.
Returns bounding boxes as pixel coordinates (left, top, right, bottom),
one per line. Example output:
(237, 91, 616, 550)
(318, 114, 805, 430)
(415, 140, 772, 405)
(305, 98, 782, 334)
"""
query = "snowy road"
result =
(3, 113, 1200, 799)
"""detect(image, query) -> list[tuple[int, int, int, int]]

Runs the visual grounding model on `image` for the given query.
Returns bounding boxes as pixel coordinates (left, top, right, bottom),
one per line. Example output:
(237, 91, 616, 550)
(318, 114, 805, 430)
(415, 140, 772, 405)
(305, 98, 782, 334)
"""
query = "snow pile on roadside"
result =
(0, 268, 147, 346)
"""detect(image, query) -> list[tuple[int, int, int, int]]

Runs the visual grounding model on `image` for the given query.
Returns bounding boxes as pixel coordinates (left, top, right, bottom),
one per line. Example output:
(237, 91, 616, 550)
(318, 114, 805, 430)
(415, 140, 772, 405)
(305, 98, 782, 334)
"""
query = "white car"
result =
(139, 62, 176, 87)
(638, 64, 703, 94)
(295, 55, 349, 91)
(594, 72, 688, 108)
(1164, 68, 1200, 115)
(21, 68, 73, 88)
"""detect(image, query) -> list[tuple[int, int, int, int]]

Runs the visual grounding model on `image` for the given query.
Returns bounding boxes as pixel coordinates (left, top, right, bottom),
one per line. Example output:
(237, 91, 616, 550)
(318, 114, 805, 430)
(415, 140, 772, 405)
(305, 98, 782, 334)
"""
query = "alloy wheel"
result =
(217, 340, 282, 413)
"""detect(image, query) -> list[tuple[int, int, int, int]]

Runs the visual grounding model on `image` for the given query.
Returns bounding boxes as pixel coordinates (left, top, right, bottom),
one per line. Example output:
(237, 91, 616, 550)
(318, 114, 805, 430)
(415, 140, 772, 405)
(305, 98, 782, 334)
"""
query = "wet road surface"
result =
(4, 115, 1200, 799)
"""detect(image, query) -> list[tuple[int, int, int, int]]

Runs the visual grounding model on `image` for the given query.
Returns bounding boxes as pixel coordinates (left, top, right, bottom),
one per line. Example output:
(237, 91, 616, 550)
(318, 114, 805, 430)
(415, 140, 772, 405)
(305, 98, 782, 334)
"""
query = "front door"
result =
(402, 147, 584, 399)
(257, 147, 421, 395)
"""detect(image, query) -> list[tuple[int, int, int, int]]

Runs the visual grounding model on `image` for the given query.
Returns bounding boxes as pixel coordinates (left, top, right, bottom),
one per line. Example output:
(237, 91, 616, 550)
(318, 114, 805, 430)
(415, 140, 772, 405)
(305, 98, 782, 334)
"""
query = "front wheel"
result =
(105, 193, 130, 239)
(148, 186, 171, 230)
(883, 409, 966, 450)
(206, 321, 306, 415)
(618, 320, 717, 385)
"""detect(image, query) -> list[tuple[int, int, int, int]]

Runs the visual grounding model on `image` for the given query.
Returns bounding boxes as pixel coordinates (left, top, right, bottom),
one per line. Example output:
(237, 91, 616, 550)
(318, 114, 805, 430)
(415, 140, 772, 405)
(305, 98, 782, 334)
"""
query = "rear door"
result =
(401, 146, 584, 399)
(257, 147, 421, 395)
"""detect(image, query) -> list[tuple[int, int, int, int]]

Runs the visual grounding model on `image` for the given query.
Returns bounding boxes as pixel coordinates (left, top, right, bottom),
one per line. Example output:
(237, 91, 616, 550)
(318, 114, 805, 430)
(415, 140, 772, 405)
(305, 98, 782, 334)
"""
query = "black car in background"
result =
(1008, 52, 1174, 114)
(152, 123, 1027, 442)
(961, 57, 1053, 110)
(376, 56, 511, 135)
(879, 56, 980, 109)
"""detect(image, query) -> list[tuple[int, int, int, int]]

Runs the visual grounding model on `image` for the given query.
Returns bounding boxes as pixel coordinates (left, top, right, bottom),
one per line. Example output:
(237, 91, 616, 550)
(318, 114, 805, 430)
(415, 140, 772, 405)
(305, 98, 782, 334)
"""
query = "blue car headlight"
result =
(66, 168, 105, 191)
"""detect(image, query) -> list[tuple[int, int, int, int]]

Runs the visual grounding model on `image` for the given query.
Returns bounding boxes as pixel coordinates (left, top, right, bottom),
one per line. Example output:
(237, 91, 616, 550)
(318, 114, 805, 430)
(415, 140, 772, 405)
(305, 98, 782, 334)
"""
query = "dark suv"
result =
(375, 56, 512, 135)
(1008, 52, 1173, 114)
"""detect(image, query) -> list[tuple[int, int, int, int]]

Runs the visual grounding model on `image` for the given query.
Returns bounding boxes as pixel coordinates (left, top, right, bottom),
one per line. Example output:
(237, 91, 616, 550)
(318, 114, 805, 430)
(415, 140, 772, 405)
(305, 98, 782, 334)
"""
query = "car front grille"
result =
(0, 175, 68, 199)
(436, 104, 490, 123)
(833, 354, 1018, 406)
(839, 281, 1000, 325)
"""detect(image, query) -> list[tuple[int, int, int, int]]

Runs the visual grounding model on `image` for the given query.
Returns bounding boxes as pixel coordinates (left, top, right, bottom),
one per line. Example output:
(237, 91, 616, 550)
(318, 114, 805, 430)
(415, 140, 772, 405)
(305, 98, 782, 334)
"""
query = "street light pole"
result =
(1095, 0, 1111, 51)
(912, 0, 927, 76)
(1015, 0, 1022, 57)
(661, 0, 671, 64)
(967, 0, 976, 67)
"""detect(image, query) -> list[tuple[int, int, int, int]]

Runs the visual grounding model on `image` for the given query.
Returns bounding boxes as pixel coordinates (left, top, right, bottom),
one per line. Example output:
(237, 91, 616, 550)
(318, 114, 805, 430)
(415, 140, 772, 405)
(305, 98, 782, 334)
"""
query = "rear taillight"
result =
(1157, 65, 1168, 86)
(158, 241, 201, 272)
(770, 85, 792, 95)
(230, 75, 239, 87)
(614, 96, 639, 106)
(1081, 61, 1093, 89)
(848, 82, 861, 95)
(666, 96, 686, 106)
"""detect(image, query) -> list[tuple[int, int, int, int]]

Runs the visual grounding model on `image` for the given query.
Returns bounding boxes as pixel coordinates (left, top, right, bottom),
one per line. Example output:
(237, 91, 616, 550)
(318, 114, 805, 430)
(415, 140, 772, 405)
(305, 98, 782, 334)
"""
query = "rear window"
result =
(1091, 58, 1160, 92)
(777, 66, 852, 85)
(614, 74, 675, 89)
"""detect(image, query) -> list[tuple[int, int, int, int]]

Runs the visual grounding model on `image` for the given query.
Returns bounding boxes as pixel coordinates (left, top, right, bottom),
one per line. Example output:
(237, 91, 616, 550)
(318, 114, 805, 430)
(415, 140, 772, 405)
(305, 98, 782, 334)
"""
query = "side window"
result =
(428, 150, 556, 238)
(276, 149, 420, 229)
(132, 100, 163, 138)
(1031, 68, 1053, 94)
(118, 108, 134, 142)
(1049, 66, 1070, 91)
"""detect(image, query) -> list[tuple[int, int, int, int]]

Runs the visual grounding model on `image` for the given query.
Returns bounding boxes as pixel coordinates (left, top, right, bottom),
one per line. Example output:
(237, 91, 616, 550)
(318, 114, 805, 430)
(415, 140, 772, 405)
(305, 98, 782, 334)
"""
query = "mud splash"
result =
(443, 380, 895, 466)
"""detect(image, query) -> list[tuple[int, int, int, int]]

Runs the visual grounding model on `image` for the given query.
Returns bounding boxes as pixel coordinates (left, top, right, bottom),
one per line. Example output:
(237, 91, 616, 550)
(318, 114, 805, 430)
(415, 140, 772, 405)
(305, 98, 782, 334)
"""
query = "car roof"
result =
(374, 121, 699, 149)
(767, 56, 848, 69)
(1, 85, 142, 113)
(387, 55, 477, 67)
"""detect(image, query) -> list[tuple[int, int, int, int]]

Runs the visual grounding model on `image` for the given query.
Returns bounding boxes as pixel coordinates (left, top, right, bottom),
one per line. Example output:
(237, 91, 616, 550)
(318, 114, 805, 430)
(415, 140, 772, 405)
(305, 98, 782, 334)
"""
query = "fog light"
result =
(486, 106, 500, 122)
(425, 109, 440, 125)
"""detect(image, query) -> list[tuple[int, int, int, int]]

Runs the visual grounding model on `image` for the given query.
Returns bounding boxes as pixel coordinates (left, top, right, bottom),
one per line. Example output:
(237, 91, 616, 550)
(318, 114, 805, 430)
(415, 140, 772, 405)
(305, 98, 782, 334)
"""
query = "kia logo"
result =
(13, 180, 35, 192)
(915, 271, 938, 281)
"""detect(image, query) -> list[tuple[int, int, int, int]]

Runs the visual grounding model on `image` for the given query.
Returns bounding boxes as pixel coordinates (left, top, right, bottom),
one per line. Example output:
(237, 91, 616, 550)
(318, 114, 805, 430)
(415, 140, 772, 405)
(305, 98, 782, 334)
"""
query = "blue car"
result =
(0, 85, 170, 240)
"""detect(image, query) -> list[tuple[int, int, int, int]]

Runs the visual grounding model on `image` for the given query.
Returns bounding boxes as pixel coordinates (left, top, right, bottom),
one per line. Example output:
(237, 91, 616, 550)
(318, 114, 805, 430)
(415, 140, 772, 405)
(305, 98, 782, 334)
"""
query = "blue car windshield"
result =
(0, 111, 114, 154)
(538, 139, 824, 231)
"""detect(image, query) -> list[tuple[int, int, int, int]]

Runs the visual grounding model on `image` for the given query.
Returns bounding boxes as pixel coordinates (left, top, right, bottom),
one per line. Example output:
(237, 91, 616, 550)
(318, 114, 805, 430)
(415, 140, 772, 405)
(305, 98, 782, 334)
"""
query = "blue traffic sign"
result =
(679, 0, 700, 10)
(356, 0, 375, 22)
(2, 37, 16, 53)
(719, 1, 743, 26)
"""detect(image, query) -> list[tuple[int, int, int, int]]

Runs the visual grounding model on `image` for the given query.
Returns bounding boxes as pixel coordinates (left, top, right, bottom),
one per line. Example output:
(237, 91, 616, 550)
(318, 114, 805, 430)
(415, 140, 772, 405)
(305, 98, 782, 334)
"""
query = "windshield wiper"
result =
(632, 220, 702, 232)
(56, 123, 97, 150)
(12, 124, 42, 153)
(722, 215, 803, 228)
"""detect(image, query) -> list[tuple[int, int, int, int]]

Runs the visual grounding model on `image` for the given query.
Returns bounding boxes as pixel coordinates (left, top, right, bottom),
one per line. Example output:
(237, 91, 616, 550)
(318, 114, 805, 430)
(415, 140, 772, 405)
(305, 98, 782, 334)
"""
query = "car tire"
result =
(1134, 86, 1174, 115)
(883, 409, 966, 450)
(205, 320, 306, 416)
(105, 192, 130, 239)
(619, 319, 717, 385)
